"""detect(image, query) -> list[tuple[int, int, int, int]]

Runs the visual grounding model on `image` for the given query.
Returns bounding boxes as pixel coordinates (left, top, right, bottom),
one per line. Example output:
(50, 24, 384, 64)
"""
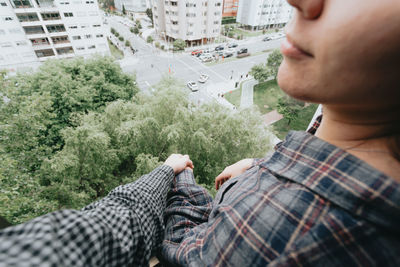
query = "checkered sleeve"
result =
(0, 165, 174, 267)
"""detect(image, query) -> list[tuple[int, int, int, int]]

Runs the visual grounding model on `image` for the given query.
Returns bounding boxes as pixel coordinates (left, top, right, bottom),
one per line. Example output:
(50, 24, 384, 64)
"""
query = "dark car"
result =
(228, 43, 238, 48)
(263, 36, 272, 41)
(237, 48, 248, 54)
(215, 45, 224, 51)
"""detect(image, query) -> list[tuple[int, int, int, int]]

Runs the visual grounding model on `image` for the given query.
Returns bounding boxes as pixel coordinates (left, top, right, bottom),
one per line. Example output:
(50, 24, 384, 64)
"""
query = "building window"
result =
(52, 36, 69, 44)
(41, 12, 61, 21)
(0, 2, 7, 6)
(215, 2, 221, 6)
(213, 21, 219, 24)
(4, 17, 14, 21)
(17, 13, 39, 22)
(84, 34, 92, 39)
(23, 25, 45, 35)
(64, 12, 73, 17)
(170, 1, 177, 6)
(46, 24, 66, 33)
(186, 13, 196, 17)
(69, 25, 78, 29)
(56, 47, 74, 55)
(85, 0, 94, 3)
(35, 49, 55, 58)
(93, 24, 101, 27)
(76, 46, 85, 50)
(172, 20, 178, 25)
(30, 37, 50, 46)
(72, 35, 81, 40)
(87, 45, 95, 49)
(11, 0, 32, 8)
(59, 1, 70, 4)
(186, 3, 195, 7)
(96, 34, 103, 38)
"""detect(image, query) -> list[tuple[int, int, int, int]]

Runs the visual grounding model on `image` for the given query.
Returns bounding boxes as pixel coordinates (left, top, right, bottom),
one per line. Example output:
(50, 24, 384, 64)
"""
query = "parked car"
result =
(198, 74, 209, 83)
(215, 45, 224, 51)
(237, 48, 248, 54)
(263, 36, 272, 41)
(201, 55, 214, 62)
(237, 52, 250, 58)
(191, 50, 203, 56)
(228, 43, 238, 48)
(223, 49, 235, 57)
(187, 81, 199, 91)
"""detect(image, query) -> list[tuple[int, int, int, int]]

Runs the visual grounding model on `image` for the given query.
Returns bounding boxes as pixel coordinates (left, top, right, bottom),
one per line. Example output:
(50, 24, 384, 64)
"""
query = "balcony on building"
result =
(16, 13, 39, 22)
(46, 24, 66, 33)
(11, 0, 33, 9)
(23, 25, 45, 35)
(51, 36, 70, 45)
(41, 12, 60, 21)
(35, 0, 56, 8)
(30, 37, 50, 47)
(35, 48, 55, 58)
(56, 47, 74, 55)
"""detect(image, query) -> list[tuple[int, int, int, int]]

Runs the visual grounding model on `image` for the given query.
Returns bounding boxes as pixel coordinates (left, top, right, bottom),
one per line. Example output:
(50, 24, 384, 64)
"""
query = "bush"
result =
(111, 28, 116, 34)
(115, 32, 120, 37)
(133, 26, 139, 34)
(228, 32, 234, 38)
(125, 40, 130, 47)
(146, 36, 153, 43)
(130, 27, 134, 33)
(155, 41, 160, 48)
(173, 39, 186, 51)
(119, 36, 124, 42)
(161, 45, 165, 50)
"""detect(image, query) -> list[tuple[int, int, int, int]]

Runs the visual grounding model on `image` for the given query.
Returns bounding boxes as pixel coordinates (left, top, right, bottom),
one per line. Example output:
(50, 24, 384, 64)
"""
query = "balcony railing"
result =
(23, 26, 45, 35)
(17, 13, 39, 22)
(36, 0, 56, 8)
(35, 48, 55, 58)
(30, 37, 50, 46)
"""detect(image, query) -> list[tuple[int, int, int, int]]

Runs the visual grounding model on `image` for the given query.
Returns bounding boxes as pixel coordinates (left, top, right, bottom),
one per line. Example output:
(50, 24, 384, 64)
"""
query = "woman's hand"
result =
(164, 154, 194, 174)
(215, 158, 253, 190)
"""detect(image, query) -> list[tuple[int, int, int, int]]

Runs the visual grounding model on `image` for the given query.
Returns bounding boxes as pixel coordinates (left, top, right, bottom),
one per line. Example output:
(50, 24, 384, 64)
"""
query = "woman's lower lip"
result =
(280, 38, 311, 59)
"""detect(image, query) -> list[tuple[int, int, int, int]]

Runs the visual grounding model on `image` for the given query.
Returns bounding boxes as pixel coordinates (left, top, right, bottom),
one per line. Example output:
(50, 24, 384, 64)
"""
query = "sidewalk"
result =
(240, 79, 258, 109)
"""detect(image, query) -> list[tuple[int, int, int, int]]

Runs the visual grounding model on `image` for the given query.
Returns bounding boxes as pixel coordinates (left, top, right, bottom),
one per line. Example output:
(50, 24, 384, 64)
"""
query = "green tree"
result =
(125, 40, 130, 47)
(266, 49, 283, 80)
(276, 96, 304, 125)
(146, 8, 153, 27)
(250, 64, 270, 82)
(146, 36, 153, 43)
(39, 76, 271, 213)
(133, 26, 139, 34)
(122, 4, 126, 15)
(0, 57, 137, 223)
(173, 39, 186, 51)
(119, 36, 124, 42)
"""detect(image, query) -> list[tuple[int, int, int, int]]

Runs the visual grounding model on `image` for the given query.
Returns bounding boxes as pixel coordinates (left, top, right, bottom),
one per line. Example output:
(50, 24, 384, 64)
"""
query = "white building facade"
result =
(114, 0, 150, 13)
(0, 0, 109, 72)
(152, 0, 223, 46)
(237, 0, 293, 30)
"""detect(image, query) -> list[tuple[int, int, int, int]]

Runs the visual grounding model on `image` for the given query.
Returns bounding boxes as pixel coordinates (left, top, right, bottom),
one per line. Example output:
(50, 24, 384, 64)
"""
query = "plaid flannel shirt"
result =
(161, 131, 400, 266)
(0, 165, 175, 267)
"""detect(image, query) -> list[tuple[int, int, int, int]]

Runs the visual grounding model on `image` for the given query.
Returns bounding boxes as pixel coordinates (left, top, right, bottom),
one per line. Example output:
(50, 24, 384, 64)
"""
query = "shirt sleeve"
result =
(0, 165, 174, 267)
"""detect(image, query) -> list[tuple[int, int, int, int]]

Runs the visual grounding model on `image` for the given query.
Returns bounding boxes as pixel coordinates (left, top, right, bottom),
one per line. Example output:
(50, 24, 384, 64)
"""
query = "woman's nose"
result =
(286, 0, 324, 19)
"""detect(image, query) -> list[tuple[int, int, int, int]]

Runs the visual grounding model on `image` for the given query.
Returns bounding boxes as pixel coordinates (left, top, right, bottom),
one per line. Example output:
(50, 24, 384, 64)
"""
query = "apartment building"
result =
(114, 0, 150, 13)
(0, 0, 109, 71)
(152, 0, 223, 46)
(222, 0, 238, 18)
(237, 0, 293, 30)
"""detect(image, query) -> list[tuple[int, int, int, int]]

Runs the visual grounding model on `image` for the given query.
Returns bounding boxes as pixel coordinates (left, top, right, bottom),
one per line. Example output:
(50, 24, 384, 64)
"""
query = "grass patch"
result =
(253, 80, 286, 114)
(272, 104, 319, 140)
(108, 39, 124, 60)
(224, 87, 242, 108)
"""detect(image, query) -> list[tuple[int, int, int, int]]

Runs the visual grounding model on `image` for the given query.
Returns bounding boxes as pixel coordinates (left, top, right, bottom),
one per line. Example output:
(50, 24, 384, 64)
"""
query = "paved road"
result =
(240, 79, 258, 109)
(105, 14, 284, 106)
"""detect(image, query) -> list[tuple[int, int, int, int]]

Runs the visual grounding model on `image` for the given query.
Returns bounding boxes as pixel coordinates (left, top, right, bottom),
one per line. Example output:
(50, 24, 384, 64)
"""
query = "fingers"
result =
(215, 172, 231, 190)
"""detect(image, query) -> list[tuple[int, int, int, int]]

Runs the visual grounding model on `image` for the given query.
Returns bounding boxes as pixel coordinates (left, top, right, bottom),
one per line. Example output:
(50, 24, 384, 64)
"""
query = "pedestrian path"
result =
(240, 79, 258, 109)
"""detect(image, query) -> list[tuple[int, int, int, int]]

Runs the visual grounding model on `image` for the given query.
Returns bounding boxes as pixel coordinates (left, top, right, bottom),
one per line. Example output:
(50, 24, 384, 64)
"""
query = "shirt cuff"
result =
(173, 169, 196, 186)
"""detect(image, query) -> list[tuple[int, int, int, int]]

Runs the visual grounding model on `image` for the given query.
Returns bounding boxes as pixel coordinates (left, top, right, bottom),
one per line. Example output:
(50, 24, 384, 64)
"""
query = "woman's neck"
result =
(315, 104, 400, 181)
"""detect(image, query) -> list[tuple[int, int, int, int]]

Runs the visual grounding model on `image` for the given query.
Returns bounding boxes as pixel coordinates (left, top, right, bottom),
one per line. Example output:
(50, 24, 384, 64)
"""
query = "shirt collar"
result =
(262, 131, 400, 234)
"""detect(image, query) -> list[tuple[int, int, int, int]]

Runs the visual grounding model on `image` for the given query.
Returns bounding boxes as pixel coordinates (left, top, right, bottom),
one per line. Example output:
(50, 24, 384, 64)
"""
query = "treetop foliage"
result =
(0, 61, 272, 225)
